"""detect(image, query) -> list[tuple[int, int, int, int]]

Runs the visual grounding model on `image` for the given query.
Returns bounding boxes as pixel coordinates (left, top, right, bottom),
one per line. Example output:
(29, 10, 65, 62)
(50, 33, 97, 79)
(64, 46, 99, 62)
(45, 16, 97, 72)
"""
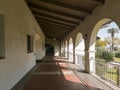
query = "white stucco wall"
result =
(34, 33, 45, 60)
(0, 0, 45, 90)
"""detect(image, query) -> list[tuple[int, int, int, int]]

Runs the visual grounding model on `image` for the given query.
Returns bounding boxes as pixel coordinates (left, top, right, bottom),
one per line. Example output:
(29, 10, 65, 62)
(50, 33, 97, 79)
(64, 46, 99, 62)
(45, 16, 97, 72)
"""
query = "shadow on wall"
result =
(0, 14, 5, 59)
(45, 44, 54, 56)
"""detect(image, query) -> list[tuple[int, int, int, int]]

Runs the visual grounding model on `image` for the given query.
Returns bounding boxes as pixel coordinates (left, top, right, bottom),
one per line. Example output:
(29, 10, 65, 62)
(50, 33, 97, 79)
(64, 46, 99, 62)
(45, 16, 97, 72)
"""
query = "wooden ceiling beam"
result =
(43, 31, 65, 40)
(37, 0, 92, 14)
(34, 14, 77, 27)
(43, 29, 69, 35)
(32, 10, 79, 25)
(40, 26, 68, 36)
(38, 22, 72, 32)
(30, 7, 80, 22)
(27, 2, 85, 20)
(39, 23, 72, 33)
(34, 15, 76, 28)
(93, 0, 105, 4)
(37, 19, 74, 30)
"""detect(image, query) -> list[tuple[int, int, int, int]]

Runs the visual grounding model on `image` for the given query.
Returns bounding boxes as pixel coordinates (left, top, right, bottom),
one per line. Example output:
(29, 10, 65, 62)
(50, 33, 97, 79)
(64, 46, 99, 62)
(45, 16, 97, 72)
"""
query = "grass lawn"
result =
(113, 57, 120, 62)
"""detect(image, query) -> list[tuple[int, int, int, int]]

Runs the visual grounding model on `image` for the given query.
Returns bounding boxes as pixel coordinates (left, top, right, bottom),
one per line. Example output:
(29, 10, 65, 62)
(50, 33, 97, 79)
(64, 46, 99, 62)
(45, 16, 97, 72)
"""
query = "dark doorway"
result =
(45, 44, 54, 56)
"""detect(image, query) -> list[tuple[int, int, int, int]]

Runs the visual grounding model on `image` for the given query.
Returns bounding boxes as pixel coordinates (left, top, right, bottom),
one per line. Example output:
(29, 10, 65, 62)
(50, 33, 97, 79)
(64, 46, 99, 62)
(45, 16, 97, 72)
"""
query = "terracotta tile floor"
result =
(20, 56, 113, 90)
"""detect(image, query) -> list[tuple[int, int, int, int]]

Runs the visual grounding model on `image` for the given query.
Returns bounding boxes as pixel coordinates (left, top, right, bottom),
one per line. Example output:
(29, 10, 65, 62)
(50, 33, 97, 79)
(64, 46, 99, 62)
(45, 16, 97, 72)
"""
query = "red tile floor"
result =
(20, 56, 113, 90)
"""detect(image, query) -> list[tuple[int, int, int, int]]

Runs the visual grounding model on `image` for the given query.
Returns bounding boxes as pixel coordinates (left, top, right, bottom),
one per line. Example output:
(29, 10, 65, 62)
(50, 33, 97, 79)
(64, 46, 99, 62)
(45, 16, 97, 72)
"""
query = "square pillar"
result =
(84, 50, 96, 73)
(85, 50, 90, 73)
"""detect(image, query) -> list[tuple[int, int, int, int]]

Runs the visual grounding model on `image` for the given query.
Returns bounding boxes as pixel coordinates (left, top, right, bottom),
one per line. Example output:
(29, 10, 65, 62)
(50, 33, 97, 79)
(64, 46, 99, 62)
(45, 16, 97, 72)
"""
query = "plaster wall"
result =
(0, 0, 45, 90)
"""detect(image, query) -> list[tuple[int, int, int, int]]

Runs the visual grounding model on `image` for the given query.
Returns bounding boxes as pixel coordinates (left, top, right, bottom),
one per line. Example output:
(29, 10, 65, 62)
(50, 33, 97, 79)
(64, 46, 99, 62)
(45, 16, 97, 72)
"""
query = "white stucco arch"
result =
(62, 0, 120, 73)
(89, 18, 112, 73)
(90, 18, 112, 46)
(89, 18, 120, 73)
(75, 33, 85, 69)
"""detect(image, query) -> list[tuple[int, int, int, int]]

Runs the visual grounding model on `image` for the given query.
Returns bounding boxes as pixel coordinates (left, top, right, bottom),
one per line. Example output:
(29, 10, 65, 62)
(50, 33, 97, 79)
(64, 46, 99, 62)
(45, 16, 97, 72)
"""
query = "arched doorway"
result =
(75, 33, 85, 69)
(69, 38, 73, 62)
(45, 44, 54, 56)
(90, 18, 120, 86)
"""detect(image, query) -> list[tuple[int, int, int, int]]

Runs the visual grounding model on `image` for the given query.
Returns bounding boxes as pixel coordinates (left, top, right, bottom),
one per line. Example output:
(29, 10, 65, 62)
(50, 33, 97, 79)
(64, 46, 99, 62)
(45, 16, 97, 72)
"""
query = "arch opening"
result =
(75, 33, 85, 70)
(45, 44, 54, 56)
(90, 18, 120, 85)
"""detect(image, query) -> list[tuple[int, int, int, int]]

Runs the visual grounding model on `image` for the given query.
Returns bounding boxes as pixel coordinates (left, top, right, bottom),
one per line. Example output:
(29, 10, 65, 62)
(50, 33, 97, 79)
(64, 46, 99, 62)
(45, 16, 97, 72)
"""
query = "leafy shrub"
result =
(115, 52, 120, 58)
(114, 47, 118, 51)
(96, 51, 113, 61)
(101, 51, 113, 61)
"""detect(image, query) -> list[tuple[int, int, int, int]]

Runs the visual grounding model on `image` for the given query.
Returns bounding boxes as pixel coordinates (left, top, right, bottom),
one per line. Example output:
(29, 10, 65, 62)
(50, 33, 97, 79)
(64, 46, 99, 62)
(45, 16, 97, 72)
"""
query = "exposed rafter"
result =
(37, 0, 92, 14)
(38, 22, 72, 32)
(37, 19, 74, 30)
(38, 22, 72, 33)
(25, 0, 105, 41)
(42, 28, 69, 35)
(43, 30, 66, 40)
(34, 14, 77, 27)
(32, 10, 79, 25)
(93, 0, 105, 4)
(35, 16, 76, 28)
(27, 2, 84, 21)
(30, 7, 80, 22)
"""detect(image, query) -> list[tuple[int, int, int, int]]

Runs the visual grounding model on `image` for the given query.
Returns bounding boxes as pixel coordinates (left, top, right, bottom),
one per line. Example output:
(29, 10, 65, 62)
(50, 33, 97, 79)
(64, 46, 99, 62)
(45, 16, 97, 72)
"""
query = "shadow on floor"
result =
(11, 56, 113, 90)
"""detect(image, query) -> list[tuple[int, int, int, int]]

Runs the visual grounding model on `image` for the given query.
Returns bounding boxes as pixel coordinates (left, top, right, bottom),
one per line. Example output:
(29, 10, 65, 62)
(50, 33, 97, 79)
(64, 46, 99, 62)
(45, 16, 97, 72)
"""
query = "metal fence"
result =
(96, 59, 120, 86)
(76, 54, 85, 69)
(69, 52, 73, 61)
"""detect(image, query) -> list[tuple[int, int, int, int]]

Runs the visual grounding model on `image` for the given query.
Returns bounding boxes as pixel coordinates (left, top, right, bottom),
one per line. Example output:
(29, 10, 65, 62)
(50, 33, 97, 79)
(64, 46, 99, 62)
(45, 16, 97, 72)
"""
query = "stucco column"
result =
(85, 49, 90, 73)
(73, 43, 75, 64)
(85, 49, 96, 73)
(67, 43, 69, 59)
(89, 50, 96, 73)
(63, 45, 65, 57)
(60, 44, 61, 56)
(89, 42, 96, 73)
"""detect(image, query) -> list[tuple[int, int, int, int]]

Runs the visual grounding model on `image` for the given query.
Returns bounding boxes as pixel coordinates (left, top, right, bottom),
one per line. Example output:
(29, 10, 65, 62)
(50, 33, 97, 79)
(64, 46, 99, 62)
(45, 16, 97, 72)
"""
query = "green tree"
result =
(96, 39, 106, 47)
(107, 28, 118, 51)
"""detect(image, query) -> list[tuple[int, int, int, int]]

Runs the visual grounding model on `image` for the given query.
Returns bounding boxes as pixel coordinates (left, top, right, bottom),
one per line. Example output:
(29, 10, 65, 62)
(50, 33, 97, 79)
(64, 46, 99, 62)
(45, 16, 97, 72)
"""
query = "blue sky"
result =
(97, 21, 120, 40)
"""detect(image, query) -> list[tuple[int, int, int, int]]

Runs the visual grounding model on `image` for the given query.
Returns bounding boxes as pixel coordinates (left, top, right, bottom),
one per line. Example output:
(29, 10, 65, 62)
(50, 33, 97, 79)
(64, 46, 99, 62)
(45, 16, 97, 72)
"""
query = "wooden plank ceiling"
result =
(25, 0, 105, 41)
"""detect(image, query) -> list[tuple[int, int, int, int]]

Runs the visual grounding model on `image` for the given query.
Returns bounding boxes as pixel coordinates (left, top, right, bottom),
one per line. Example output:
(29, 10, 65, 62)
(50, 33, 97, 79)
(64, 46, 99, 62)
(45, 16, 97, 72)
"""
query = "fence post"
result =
(117, 66, 120, 86)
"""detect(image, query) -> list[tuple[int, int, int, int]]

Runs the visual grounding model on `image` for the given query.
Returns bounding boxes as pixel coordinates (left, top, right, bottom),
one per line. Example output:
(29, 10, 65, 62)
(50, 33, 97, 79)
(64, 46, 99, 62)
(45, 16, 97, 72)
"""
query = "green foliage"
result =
(96, 51, 113, 61)
(115, 52, 120, 58)
(114, 47, 118, 51)
(96, 40, 106, 47)
(107, 28, 118, 34)
(107, 28, 119, 51)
